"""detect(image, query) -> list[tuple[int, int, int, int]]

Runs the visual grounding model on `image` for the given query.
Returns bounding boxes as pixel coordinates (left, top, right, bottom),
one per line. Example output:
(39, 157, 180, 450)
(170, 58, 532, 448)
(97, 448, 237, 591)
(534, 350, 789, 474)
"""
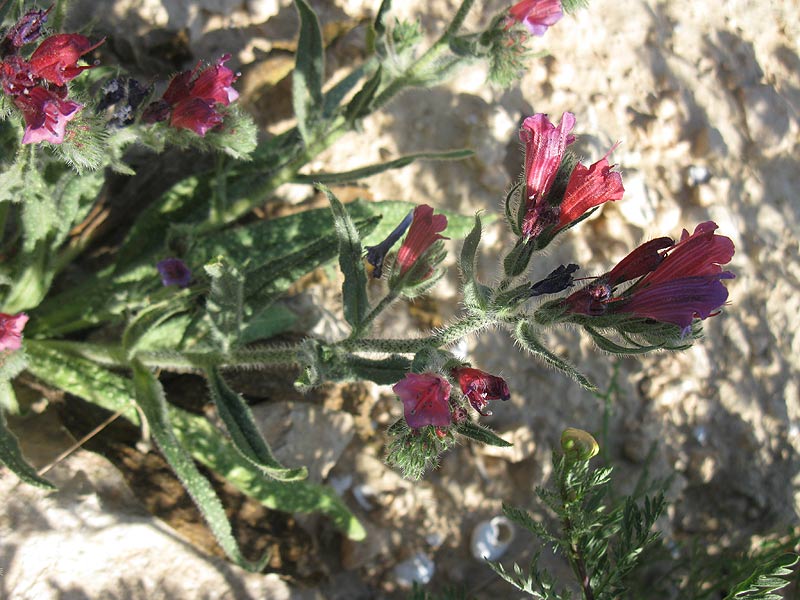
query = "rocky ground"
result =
(2, 0, 799, 598)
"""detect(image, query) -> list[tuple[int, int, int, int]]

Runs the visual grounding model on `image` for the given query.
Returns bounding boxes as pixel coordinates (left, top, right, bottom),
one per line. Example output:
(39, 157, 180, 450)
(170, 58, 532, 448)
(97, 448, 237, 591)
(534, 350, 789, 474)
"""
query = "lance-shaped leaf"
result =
(204, 257, 244, 352)
(344, 65, 382, 122)
(460, 213, 491, 311)
(293, 149, 473, 185)
(205, 367, 307, 482)
(131, 359, 269, 571)
(321, 185, 368, 329)
(515, 320, 596, 392)
(25, 342, 363, 539)
(584, 325, 667, 355)
(293, 0, 325, 144)
(504, 238, 536, 278)
(0, 409, 55, 489)
(457, 420, 512, 447)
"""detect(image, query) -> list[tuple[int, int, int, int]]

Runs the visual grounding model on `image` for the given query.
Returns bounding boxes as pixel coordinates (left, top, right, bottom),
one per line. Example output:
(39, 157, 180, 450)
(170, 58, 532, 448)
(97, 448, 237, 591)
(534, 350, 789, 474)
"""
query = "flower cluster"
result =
(143, 54, 239, 136)
(562, 221, 735, 334)
(0, 8, 103, 144)
(519, 111, 624, 241)
(392, 367, 510, 431)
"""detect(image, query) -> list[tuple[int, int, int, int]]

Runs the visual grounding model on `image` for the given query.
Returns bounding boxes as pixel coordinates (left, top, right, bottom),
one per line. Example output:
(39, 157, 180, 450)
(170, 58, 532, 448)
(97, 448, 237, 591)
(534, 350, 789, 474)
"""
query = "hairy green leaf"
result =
(205, 367, 307, 481)
(0, 409, 55, 489)
(293, 0, 325, 144)
(460, 213, 490, 311)
(457, 420, 512, 447)
(515, 321, 596, 392)
(204, 257, 245, 352)
(322, 185, 369, 329)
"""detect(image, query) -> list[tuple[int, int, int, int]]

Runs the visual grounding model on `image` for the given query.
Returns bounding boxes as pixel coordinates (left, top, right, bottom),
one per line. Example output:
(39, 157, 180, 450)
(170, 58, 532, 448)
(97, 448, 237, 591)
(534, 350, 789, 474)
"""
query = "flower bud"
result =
(560, 427, 599, 461)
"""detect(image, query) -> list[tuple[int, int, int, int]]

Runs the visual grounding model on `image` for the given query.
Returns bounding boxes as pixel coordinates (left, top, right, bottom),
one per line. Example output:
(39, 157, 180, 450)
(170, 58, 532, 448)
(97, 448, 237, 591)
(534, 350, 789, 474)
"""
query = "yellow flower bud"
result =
(560, 427, 599, 461)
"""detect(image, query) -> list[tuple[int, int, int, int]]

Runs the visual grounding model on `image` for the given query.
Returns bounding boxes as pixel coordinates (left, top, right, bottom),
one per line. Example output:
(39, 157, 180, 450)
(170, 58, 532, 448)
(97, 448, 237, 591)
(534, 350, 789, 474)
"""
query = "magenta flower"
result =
(157, 258, 193, 288)
(565, 222, 735, 333)
(508, 0, 564, 36)
(0, 312, 29, 351)
(14, 86, 82, 144)
(144, 54, 239, 136)
(452, 367, 510, 416)
(393, 372, 452, 429)
(28, 34, 104, 86)
(556, 147, 624, 230)
(519, 112, 576, 237)
(395, 205, 449, 276)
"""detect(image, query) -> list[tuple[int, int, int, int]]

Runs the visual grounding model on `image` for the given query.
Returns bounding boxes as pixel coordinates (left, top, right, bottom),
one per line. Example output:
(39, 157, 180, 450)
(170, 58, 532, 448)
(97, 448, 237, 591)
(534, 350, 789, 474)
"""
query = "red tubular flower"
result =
(452, 367, 510, 416)
(556, 147, 624, 230)
(395, 205, 449, 276)
(519, 112, 575, 237)
(393, 373, 452, 429)
(28, 34, 104, 86)
(14, 86, 82, 144)
(564, 222, 735, 333)
(190, 54, 239, 106)
(0, 312, 29, 351)
(170, 97, 224, 136)
(508, 0, 564, 36)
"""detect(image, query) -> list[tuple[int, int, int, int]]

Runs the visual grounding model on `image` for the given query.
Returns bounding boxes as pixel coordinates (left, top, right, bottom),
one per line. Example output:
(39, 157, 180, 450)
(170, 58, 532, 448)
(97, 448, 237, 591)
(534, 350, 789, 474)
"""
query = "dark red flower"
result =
(452, 367, 510, 416)
(395, 205, 449, 276)
(13, 86, 81, 144)
(190, 54, 239, 106)
(393, 372, 452, 429)
(1, 7, 50, 54)
(0, 312, 29, 351)
(28, 34, 104, 86)
(170, 97, 223, 136)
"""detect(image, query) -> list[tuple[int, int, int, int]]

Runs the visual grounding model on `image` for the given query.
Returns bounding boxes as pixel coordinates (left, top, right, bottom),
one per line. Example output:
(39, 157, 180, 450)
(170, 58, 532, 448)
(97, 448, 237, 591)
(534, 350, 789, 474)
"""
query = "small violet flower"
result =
(364, 210, 413, 278)
(395, 204, 449, 277)
(143, 54, 239, 136)
(157, 258, 192, 288)
(508, 0, 564, 36)
(0, 312, 29, 351)
(519, 111, 576, 238)
(393, 372, 452, 429)
(565, 222, 735, 334)
(452, 367, 510, 416)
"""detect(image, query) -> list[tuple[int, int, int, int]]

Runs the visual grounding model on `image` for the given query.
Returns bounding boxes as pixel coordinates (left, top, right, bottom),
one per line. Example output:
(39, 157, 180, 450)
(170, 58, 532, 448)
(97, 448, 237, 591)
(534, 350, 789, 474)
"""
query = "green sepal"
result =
(131, 359, 270, 572)
(293, 149, 473, 185)
(321, 185, 369, 329)
(503, 238, 535, 278)
(515, 320, 596, 393)
(456, 420, 512, 447)
(205, 367, 307, 482)
(460, 213, 491, 312)
(0, 409, 55, 489)
(204, 257, 245, 352)
(385, 422, 457, 480)
(293, 0, 325, 145)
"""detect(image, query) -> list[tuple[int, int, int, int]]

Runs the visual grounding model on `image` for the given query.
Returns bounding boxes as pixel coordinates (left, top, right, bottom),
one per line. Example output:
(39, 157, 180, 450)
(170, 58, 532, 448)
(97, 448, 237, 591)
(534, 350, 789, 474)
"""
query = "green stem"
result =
(444, 0, 478, 37)
(354, 290, 398, 337)
(431, 312, 491, 346)
(340, 337, 428, 354)
(209, 153, 229, 226)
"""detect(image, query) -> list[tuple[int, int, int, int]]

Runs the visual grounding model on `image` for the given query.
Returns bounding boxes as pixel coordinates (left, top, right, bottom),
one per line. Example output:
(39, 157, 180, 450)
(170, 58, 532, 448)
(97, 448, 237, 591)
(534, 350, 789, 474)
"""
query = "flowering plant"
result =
(0, 2, 775, 597)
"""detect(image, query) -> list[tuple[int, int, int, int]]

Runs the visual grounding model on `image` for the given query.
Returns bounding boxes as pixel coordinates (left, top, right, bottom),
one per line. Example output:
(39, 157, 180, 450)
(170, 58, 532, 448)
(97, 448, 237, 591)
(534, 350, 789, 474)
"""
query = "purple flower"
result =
(565, 222, 735, 333)
(14, 86, 82, 144)
(0, 312, 29, 351)
(519, 112, 576, 238)
(393, 372, 452, 429)
(530, 263, 579, 297)
(157, 258, 192, 288)
(508, 0, 564, 36)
